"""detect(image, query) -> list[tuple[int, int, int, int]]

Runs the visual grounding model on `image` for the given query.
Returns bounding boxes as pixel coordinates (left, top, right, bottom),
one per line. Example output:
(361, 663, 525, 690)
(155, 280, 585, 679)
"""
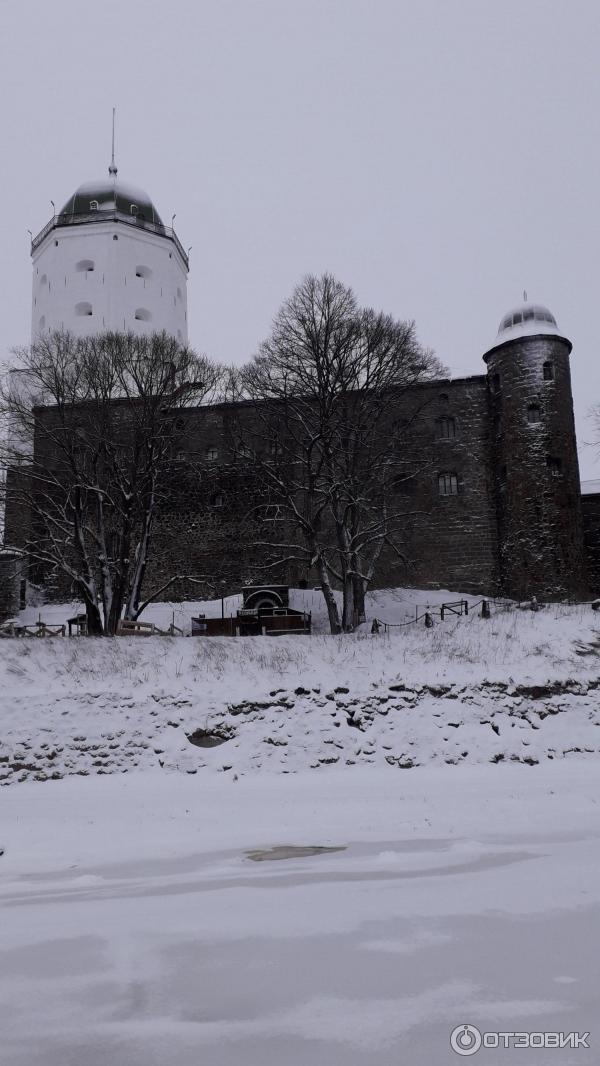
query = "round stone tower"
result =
(30, 167, 188, 343)
(484, 301, 587, 600)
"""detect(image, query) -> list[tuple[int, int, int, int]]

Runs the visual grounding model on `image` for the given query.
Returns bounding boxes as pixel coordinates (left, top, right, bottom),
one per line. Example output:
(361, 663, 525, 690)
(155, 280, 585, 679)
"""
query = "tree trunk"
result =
(83, 596, 104, 636)
(107, 541, 131, 635)
(336, 522, 355, 631)
(124, 488, 155, 620)
(341, 572, 355, 632)
(316, 554, 342, 634)
(352, 570, 366, 626)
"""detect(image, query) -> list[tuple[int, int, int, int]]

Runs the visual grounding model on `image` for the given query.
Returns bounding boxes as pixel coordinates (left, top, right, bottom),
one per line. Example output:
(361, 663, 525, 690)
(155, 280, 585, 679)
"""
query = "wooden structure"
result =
(116, 618, 183, 636)
(67, 613, 87, 636)
(0, 619, 65, 638)
(116, 619, 156, 636)
(192, 605, 311, 637)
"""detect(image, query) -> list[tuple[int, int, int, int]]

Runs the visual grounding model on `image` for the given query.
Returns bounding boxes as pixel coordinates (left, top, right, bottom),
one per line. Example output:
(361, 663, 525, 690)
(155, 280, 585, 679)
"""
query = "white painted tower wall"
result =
(31, 221, 188, 343)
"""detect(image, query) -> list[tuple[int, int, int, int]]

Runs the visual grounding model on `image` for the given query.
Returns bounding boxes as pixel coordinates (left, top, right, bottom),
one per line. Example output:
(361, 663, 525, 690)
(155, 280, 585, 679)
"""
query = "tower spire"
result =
(108, 108, 118, 178)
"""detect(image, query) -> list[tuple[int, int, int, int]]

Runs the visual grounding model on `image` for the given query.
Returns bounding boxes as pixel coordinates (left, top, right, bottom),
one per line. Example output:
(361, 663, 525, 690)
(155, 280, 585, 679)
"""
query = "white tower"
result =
(30, 148, 188, 343)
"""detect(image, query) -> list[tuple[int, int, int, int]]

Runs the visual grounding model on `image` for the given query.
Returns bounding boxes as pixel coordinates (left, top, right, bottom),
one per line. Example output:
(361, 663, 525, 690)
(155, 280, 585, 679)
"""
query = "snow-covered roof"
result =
(495, 302, 559, 342)
(482, 301, 567, 361)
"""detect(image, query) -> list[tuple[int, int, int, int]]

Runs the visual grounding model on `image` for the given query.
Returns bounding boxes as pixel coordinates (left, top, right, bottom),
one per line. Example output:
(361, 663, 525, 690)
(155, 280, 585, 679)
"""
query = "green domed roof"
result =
(60, 179, 163, 225)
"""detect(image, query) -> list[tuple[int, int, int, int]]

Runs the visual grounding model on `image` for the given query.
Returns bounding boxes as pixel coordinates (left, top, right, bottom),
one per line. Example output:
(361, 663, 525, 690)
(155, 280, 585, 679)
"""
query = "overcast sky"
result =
(1, 0, 599, 476)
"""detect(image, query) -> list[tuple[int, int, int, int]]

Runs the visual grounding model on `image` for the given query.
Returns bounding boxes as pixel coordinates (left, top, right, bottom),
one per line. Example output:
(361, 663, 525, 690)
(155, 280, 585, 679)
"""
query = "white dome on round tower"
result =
(495, 302, 559, 343)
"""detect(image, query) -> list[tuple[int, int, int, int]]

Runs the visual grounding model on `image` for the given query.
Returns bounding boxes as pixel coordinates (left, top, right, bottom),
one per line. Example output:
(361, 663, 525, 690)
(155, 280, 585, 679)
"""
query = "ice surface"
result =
(1, 765, 599, 1064)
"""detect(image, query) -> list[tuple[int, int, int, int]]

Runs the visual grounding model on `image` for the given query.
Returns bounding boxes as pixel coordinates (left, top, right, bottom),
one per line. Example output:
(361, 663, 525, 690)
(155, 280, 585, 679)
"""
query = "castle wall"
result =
(4, 467, 34, 561)
(581, 493, 600, 595)
(0, 552, 23, 623)
(373, 377, 499, 593)
(485, 334, 587, 600)
(7, 354, 589, 607)
(143, 401, 292, 601)
(141, 376, 500, 598)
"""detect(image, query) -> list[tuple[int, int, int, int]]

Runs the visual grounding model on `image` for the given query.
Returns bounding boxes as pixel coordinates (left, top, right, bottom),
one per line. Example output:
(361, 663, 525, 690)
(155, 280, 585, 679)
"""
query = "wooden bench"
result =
(116, 619, 156, 636)
(67, 614, 87, 636)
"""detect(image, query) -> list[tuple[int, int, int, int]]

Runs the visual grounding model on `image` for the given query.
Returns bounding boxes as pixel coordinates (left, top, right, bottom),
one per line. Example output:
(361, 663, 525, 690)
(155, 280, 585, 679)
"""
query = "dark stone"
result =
(186, 728, 231, 748)
(346, 715, 364, 730)
(6, 331, 594, 607)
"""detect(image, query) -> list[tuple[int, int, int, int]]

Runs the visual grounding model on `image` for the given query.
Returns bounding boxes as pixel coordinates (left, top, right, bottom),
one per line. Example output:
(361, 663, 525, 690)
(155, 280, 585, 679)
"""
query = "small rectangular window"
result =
(546, 456, 562, 477)
(543, 362, 554, 381)
(436, 417, 456, 439)
(438, 472, 459, 496)
(527, 404, 541, 423)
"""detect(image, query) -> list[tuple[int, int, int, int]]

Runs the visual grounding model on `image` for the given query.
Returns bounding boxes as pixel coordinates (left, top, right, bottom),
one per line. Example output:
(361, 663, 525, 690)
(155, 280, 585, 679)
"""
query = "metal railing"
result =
(371, 595, 598, 632)
(31, 210, 189, 268)
(372, 598, 496, 631)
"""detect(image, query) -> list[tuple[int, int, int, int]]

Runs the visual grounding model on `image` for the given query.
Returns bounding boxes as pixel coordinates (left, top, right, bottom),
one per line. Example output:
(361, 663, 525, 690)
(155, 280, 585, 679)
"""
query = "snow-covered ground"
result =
(12, 584, 499, 634)
(1, 588, 600, 1063)
(1, 590, 600, 783)
(1, 765, 599, 1064)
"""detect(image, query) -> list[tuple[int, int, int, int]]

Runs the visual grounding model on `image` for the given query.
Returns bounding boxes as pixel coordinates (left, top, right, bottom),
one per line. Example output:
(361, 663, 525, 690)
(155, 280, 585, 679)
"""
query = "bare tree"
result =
(1, 330, 222, 634)
(238, 274, 446, 632)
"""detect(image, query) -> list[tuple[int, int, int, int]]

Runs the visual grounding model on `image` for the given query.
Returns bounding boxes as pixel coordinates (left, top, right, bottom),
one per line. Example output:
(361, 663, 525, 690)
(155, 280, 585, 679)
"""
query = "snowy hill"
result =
(2, 589, 599, 785)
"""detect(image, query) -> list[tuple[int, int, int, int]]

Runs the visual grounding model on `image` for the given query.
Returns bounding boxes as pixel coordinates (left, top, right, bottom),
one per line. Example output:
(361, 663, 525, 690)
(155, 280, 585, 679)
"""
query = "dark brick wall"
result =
(4, 467, 32, 552)
(0, 553, 22, 623)
(4, 350, 590, 605)
(582, 494, 600, 594)
(142, 400, 289, 600)
(373, 376, 500, 593)
(136, 377, 501, 598)
(484, 334, 587, 600)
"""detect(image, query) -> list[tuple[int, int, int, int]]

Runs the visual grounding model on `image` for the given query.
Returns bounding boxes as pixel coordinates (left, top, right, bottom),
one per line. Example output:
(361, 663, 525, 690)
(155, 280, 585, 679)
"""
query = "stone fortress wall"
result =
(3, 166, 598, 615)
(6, 320, 593, 609)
